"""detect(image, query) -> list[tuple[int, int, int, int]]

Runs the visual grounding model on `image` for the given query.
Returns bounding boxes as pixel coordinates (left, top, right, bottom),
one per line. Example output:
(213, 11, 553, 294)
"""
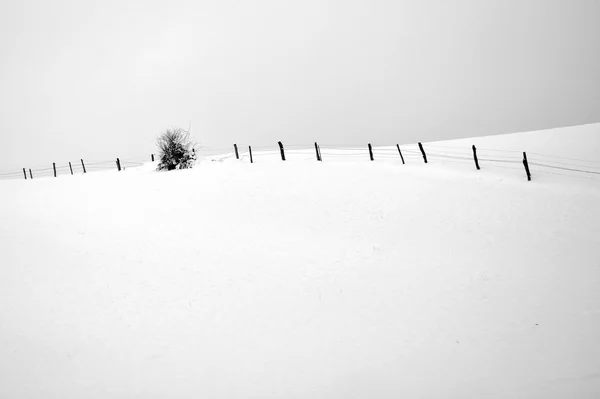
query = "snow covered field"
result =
(1, 124, 600, 398)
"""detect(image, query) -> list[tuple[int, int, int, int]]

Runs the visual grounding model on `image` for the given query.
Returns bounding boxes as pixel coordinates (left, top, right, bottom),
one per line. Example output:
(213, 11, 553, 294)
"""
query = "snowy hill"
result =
(1, 124, 600, 398)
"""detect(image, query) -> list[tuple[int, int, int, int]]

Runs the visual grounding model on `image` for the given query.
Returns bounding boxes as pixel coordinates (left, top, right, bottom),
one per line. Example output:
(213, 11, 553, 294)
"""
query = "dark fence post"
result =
(23, 168, 27, 180)
(81, 159, 87, 174)
(116, 158, 121, 171)
(523, 152, 531, 181)
(396, 144, 405, 164)
(151, 154, 155, 162)
(29, 169, 33, 179)
(249, 146, 253, 164)
(368, 143, 374, 161)
(53, 163, 57, 177)
(318, 144, 322, 162)
(472, 145, 480, 170)
(418, 142, 428, 163)
(234, 144, 239, 160)
(314, 142, 321, 161)
(69, 162, 73, 175)
(278, 141, 286, 161)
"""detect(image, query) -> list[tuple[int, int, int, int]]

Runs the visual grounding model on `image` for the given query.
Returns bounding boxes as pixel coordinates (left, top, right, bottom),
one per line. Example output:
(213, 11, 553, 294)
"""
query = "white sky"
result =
(1, 0, 599, 170)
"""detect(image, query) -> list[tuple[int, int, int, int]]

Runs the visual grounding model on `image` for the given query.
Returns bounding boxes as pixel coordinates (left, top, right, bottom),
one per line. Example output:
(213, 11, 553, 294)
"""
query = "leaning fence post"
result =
(314, 142, 321, 161)
(81, 159, 87, 174)
(368, 143, 374, 161)
(522, 152, 531, 181)
(53, 163, 57, 177)
(29, 169, 33, 179)
(234, 144, 239, 160)
(278, 141, 286, 161)
(318, 144, 322, 162)
(116, 158, 121, 171)
(418, 142, 428, 163)
(396, 144, 405, 164)
(249, 146, 253, 164)
(69, 162, 73, 175)
(23, 168, 27, 180)
(472, 145, 480, 170)
(151, 154, 155, 162)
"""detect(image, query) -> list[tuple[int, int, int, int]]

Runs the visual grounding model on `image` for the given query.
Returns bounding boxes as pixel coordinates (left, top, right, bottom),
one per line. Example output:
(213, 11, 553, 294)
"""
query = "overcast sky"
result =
(1, 0, 599, 170)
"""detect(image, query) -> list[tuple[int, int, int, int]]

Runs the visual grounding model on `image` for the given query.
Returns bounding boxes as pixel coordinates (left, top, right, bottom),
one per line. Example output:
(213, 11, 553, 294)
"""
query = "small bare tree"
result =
(156, 128, 197, 171)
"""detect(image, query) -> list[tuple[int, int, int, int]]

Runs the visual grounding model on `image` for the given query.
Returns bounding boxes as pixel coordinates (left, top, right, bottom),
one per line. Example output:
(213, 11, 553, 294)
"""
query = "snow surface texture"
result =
(1, 124, 600, 398)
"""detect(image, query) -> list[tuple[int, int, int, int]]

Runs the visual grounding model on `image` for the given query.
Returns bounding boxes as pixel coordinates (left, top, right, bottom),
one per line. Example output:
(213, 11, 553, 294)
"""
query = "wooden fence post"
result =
(472, 145, 480, 170)
(53, 163, 57, 177)
(249, 146, 253, 164)
(81, 159, 87, 174)
(368, 143, 374, 161)
(234, 144, 239, 160)
(314, 142, 321, 161)
(151, 154, 155, 162)
(278, 141, 286, 161)
(418, 142, 428, 163)
(69, 162, 73, 175)
(116, 158, 121, 171)
(29, 169, 33, 179)
(396, 144, 405, 164)
(23, 168, 27, 180)
(522, 152, 531, 181)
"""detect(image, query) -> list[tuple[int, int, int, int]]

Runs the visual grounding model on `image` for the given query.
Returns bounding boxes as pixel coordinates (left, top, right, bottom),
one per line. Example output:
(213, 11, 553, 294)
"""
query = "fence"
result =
(0, 157, 149, 181)
(220, 141, 600, 182)
(1, 141, 600, 182)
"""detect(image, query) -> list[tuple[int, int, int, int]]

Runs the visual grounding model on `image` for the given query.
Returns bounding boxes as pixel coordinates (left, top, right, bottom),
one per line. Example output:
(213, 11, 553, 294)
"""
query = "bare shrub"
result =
(156, 128, 197, 171)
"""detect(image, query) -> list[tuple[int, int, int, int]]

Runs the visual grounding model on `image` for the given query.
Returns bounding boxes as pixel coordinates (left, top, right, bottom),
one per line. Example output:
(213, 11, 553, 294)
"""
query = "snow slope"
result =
(1, 124, 600, 398)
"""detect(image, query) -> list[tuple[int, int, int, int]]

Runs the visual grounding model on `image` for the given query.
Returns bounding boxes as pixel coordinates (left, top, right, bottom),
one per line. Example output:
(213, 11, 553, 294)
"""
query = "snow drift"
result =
(1, 124, 600, 398)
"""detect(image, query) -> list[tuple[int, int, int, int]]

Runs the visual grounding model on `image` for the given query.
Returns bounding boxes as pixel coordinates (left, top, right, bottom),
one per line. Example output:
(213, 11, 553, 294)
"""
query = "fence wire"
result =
(2, 143, 600, 182)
